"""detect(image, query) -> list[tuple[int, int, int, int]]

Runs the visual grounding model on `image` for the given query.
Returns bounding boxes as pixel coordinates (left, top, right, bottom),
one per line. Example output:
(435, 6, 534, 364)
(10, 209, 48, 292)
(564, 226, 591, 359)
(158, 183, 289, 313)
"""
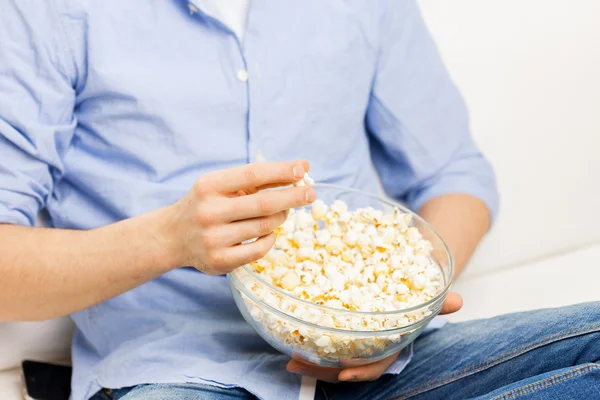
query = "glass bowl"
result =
(228, 184, 453, 367)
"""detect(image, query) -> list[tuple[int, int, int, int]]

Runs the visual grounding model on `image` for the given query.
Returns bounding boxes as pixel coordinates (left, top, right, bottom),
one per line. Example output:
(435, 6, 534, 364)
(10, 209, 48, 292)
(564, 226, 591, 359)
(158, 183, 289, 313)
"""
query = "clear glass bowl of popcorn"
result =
(228, 184, 453, 367)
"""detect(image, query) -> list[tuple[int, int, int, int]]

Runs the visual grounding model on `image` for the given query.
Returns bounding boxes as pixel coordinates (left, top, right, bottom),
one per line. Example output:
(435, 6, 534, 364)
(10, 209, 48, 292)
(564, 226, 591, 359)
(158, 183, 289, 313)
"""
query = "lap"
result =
(318, 302, 600, 400)
(89, 303, 600, 400)
(470, 364, 600, 400)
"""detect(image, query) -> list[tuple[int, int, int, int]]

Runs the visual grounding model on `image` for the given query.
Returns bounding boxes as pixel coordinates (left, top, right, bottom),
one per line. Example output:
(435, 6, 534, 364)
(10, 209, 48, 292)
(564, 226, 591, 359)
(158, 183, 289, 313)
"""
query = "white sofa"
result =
(2, 1, 599, 398)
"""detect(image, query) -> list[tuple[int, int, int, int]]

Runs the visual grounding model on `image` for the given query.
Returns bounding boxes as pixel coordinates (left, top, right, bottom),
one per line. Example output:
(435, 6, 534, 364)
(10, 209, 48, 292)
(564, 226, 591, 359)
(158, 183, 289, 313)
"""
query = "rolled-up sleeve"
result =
(367, 0, 499, 221)
(0, 0, 77, 226)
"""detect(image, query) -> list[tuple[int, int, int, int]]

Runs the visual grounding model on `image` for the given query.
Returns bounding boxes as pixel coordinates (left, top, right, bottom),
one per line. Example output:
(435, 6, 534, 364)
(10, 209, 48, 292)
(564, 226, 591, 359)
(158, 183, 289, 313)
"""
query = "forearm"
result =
(0, 207, 177, 321)
(0, 161, 314, 322)
(418, 194, 491, 277)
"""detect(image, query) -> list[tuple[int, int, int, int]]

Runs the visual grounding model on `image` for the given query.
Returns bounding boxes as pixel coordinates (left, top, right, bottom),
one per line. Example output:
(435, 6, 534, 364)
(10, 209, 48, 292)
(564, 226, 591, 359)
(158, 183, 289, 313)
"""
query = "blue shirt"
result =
(0, 1, 498, 399)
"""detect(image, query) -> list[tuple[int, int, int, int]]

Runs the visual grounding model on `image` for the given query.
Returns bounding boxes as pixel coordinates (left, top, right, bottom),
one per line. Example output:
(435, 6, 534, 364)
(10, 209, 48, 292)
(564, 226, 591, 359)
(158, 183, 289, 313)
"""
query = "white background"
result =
(420, 0, 600, 278)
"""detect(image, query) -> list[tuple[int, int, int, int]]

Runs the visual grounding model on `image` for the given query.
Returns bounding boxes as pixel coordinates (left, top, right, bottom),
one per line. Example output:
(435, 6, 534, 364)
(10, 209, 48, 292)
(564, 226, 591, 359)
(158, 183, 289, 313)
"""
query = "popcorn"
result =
(270, 266, 288, 280)
(315, 335, 332, 348)
(294, 172, 315, 187)
(325, 299, 343, 309)
(343, 230, 359, 246)
(412, 274, 427, 290)
(243, 198, 443, 363)
(297, 248, 319, 262)
(311, 199, 328, 220)
(357, 233, 371, 249)
(338, 211, 353, 224)
(374, 262, 390, 276)
(294, 209, 316, 231)
(315, 230, 331, 246)
(391, 269, 404, 281)
(293, 231, 314, 248)
(301, 272, 315, 285)
(330, 199, 348, 215)
(325, 237, 344, 255)
(280, 271, 301, 290)
(326, 222, 344, 237)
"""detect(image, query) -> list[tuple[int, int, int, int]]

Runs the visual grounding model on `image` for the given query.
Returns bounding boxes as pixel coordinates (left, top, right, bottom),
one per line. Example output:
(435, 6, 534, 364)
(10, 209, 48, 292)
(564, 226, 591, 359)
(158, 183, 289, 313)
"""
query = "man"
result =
(0, 1, 598, 399)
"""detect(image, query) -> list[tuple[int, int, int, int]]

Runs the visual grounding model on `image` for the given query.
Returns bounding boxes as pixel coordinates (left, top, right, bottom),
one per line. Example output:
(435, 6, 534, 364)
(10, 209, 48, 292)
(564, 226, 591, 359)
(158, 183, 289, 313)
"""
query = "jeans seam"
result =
(386, 323, 600, 400)
(492, 364, 600, 400)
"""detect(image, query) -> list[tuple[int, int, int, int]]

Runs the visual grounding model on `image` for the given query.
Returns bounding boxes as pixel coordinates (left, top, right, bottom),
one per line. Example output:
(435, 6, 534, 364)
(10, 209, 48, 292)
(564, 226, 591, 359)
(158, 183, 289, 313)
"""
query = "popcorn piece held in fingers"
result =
(294, 172, 315, 187)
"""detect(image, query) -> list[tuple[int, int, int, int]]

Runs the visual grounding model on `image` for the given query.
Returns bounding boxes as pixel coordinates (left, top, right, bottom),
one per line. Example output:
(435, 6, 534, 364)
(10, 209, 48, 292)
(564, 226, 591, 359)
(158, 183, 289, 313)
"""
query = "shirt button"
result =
(236, 69, 249, 82)
(188, 3, 198, 14)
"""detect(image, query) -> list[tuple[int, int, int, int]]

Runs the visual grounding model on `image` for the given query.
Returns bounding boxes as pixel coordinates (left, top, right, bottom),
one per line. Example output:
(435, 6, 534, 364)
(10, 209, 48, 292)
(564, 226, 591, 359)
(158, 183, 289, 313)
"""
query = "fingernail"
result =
(305, 188, 316, 203)
(293, 164, 304, 179)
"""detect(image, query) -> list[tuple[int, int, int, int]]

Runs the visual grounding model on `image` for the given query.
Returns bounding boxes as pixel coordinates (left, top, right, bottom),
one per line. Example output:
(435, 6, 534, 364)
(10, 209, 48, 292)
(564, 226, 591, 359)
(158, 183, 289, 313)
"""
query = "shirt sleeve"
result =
(0, 0, 77, 226)
(366, 0, 499, 221)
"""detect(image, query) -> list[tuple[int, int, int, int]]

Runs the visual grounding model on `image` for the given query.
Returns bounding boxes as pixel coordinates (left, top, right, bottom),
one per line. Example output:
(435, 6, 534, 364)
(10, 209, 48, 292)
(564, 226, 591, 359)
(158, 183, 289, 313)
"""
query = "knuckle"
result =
(243, 165, 259, 185)
(195, 209, 215, 225)
(200, 230, 220, 249)
(258, 217, 272, 235)
(192, 180, 209, 197)
(256, 197, 272, 214)
(206, 251, 225, 268)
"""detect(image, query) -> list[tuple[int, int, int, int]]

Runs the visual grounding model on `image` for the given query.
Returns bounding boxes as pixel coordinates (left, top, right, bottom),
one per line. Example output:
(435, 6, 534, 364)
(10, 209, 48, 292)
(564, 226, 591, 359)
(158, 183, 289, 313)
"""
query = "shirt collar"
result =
(186, 0, 222, 23)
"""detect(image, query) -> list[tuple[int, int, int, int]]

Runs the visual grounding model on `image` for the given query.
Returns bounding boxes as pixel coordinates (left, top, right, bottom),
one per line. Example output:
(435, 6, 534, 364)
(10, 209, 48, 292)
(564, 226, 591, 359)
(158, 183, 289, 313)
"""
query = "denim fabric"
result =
(91, 302, 600, 400)
(317, 302, 600, 400)
(91, 383, 257, 400)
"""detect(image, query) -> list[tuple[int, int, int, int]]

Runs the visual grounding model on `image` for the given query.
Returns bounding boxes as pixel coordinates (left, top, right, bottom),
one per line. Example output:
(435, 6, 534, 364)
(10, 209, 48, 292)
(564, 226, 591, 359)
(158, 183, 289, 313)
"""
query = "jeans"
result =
(90, 302, 600, 400)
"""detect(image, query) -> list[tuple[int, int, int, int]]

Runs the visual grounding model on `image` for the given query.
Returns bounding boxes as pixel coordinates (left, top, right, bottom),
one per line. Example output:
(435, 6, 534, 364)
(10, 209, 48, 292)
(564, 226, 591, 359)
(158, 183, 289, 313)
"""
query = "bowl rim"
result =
(229, 183, 454, 333)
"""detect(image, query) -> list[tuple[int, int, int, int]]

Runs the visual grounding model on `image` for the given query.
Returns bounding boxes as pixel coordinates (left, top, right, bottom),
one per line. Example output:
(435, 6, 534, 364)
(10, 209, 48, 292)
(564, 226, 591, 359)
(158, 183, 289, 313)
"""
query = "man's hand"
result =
(286, 292, 463, 383)
(0, 160, 315, 321)
(163, 160, 316, 275)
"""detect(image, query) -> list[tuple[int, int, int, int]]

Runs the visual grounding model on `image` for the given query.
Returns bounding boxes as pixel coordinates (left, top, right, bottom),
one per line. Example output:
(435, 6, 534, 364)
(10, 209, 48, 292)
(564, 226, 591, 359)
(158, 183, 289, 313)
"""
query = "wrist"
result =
(148, 205, 184, 271)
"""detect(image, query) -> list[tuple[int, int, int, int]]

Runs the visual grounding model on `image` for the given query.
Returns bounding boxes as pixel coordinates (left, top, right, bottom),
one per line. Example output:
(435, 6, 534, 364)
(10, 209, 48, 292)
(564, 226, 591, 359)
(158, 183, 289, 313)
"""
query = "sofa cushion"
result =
(0, 317, 73, 371)
(447, 244, 600, 322)
(420, 0, 600, 277)
(0, 368, 23, 400)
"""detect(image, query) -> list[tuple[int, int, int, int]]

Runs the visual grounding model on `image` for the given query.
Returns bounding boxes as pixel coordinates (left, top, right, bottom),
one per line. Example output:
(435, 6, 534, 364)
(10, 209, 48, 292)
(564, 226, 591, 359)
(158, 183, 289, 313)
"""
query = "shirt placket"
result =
(238, 0, 269, 163)
(187, 1, 256, 163)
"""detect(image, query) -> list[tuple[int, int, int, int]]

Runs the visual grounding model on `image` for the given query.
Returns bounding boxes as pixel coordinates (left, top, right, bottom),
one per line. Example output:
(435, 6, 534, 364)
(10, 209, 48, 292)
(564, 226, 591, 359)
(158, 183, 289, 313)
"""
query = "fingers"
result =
(287, 359, 342, 383)
(204, 161, 310, 194)
(286, 351, 401, 383)
(440, 292, 463, 314)
(337, 352, 399, 382)
(227, 186, 316, 221)
(234, 179, 314, 197)
(213, 232, 276, 270)
(224, 210, 288, 246)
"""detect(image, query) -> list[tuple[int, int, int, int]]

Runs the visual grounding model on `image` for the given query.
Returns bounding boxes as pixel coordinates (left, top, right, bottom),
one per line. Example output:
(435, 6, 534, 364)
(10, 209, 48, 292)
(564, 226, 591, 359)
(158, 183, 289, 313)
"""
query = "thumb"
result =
(440, 292, 463, 314)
